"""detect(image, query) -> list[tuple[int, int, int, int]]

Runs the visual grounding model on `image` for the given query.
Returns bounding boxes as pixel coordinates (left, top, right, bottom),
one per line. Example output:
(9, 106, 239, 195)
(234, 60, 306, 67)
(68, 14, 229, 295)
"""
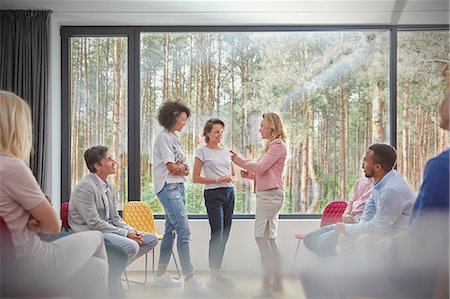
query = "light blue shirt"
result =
(345, 170, 415, 235)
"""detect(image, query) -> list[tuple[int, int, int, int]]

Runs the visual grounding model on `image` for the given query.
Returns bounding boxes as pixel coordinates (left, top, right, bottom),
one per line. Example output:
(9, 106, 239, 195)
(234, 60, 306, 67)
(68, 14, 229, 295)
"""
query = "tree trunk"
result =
(373, 81, 386, 143)
(339, 82, 347, 200)
(215, 33, 222, 112)
(401, 92, 409, 176)
(163, 33, 169, 101)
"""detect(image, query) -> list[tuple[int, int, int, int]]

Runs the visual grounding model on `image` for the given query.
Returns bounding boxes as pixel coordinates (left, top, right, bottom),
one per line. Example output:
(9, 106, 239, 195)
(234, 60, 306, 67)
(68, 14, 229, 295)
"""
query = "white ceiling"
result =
(1, 0, 449, 26)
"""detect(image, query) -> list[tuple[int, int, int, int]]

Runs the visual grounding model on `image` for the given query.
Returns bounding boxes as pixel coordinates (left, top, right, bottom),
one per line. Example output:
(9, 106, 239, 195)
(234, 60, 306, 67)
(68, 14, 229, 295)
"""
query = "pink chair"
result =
(292, 201, 347, 266)
(60, 202, 70, 231)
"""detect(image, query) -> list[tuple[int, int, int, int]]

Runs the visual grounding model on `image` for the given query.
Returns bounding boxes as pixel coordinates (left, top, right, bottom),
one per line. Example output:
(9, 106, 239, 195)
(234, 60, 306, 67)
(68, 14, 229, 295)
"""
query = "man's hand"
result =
(127, 230, 143, 244)
(341, 213, 354, 224)
(335, 222, 347, 234)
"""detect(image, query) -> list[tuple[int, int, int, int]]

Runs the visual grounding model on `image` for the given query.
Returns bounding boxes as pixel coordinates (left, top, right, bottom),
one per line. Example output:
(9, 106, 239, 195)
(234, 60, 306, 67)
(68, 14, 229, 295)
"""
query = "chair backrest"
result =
(320, 201, 348, 227)
(60, 202, 70, 230)
(122, 201, 156, 234)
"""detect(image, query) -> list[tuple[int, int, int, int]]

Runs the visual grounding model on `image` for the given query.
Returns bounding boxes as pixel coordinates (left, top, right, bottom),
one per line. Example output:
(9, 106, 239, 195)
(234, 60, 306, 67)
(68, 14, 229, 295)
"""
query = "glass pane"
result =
(140, 31, 389, 214)
(70, 36, 128, 209)
(397, 30, 449, 191)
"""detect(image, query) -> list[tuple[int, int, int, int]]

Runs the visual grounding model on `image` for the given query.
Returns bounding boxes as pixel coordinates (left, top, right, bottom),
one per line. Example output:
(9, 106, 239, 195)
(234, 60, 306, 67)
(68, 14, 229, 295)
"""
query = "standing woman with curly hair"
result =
(231, 112, 287, 297)
(152, 101, 208, 293)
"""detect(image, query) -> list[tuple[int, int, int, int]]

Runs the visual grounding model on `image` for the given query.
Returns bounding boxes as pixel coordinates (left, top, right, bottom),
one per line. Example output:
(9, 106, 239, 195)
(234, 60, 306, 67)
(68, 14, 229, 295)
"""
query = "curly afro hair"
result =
(157, 101, 191, 130)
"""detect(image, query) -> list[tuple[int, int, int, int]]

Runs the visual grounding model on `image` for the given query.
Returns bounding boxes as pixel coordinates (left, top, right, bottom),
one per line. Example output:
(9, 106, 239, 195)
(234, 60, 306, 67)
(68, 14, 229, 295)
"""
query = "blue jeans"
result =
(103, 232, 158, 264)
(204, 187, 235, 270)
(157, 183, 193, 276)
(303, 225, 338, 257)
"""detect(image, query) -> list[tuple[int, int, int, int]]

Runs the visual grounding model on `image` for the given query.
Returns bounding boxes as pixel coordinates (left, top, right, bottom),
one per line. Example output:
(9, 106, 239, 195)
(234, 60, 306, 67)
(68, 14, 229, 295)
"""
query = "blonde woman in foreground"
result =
(0, 90, 108, 297)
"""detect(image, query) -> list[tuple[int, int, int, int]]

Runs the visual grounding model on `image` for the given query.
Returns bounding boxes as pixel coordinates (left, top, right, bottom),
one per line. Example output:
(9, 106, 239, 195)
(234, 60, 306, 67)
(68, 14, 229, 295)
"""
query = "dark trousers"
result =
(204, 187, 235, 270)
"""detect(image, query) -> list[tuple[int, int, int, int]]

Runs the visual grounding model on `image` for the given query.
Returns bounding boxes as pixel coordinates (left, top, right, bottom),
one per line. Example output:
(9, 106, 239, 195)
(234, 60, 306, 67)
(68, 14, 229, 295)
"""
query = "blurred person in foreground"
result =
(299, 72, 449, 299)
(0, 90, 108, 298)
(231, 112, 287, 298)
(39, 195, 129, 298)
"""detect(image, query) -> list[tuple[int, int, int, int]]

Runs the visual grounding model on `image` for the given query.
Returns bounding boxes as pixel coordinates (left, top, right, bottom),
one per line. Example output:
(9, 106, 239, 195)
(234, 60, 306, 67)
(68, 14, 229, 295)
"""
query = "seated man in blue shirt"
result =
(335, 143, 415, 255)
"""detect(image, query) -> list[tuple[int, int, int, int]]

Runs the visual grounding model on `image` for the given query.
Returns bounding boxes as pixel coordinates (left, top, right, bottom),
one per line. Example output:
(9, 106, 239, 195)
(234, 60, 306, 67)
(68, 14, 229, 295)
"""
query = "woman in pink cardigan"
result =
(231, 112, 287, 297)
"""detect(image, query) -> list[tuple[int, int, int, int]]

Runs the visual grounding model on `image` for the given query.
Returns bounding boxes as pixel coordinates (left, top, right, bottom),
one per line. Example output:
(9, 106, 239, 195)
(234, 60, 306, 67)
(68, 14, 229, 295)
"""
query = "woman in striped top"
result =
(193, 118, 235, 287)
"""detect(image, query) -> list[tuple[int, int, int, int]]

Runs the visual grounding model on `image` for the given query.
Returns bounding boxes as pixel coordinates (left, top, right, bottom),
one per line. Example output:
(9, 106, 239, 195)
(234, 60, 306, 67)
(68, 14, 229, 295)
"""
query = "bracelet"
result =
(215, 178, 219, 184)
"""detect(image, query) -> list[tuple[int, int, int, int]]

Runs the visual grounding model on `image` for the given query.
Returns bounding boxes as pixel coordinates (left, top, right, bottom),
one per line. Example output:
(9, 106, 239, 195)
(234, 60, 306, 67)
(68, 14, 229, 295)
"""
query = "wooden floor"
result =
(123, 271, 306, 299)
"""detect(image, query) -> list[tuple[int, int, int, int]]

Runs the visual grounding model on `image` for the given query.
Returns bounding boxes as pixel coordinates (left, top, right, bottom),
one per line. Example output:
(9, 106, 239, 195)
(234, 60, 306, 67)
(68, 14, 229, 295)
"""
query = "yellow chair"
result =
(122, 201, 180, 284)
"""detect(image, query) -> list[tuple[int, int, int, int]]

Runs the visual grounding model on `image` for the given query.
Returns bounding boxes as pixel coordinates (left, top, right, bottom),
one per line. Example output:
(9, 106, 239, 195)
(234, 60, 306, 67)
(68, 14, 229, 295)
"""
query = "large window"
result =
(139, 31, 389, 214)
(62, 26, 449, 215)
(397, 30, 449, 191)
(67, 36, 129, 209)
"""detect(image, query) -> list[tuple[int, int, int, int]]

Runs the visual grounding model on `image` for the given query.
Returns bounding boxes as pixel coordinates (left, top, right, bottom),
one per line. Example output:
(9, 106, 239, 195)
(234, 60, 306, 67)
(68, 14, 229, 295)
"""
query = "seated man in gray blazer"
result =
(69, 145, 158, 265)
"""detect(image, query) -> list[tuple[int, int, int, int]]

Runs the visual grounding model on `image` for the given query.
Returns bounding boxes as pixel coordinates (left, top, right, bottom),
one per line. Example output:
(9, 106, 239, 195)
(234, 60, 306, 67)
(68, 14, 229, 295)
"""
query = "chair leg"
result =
(123, 253, 148, 285)
(292, 239, 302, 272)
(152, 248, 155, 274)
(143, 252, 148, 284)
(123, 271, 130, 291)
(172, 250, 181, 279)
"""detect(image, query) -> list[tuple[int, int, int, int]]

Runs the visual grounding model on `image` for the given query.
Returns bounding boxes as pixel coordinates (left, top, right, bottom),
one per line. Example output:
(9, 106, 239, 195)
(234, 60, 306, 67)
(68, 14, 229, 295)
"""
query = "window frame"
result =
(61, 24, 449, 219)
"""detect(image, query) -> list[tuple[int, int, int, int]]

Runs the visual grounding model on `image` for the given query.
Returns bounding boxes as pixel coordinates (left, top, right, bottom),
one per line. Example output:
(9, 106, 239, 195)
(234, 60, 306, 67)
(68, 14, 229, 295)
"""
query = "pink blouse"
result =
(234, 139, 287, 191)
(345, 177, 373, 217)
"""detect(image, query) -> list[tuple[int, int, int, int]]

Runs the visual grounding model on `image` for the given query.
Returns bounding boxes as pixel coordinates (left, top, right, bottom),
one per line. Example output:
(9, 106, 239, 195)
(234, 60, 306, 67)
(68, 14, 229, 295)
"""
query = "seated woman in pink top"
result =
(0, 90, 108, 297)
(231, 112, 287, 297)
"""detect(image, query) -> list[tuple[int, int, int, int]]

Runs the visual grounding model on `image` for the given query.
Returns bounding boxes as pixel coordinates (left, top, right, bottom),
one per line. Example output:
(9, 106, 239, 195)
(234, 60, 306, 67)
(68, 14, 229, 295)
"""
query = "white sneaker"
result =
(184, 276, 210, 295)
(206, 274, 235, 289)
(152, 273, 182, 288)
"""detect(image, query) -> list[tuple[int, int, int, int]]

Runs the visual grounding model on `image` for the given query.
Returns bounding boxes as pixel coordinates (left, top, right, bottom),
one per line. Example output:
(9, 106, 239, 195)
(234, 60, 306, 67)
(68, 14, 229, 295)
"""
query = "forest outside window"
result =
(396, 30, 449, 191)
(69, 36, 129, 209)
(139, 31, 390, 214)
(65, 27, 448, 215)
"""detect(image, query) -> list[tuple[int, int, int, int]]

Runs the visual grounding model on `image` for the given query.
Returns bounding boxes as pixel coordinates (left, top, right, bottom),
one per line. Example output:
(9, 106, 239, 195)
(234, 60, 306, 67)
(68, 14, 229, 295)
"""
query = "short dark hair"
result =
(368, 143, 397, 172)
(84, 145, 109, 173)
(203, 118, 225, 143)
(157, 101, 191, 130)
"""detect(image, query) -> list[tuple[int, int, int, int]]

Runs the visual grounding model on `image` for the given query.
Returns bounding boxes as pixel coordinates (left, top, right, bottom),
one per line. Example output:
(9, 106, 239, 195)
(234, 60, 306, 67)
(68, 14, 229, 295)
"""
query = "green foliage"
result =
(141, 182, 164, 214)
(185, 182, 207, 214)
(70, 31, 448, 215)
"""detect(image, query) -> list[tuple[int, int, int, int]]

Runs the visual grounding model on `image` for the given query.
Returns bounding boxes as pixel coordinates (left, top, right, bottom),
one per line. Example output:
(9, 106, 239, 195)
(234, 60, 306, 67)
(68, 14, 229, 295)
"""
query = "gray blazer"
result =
(68, 173, 133, 236)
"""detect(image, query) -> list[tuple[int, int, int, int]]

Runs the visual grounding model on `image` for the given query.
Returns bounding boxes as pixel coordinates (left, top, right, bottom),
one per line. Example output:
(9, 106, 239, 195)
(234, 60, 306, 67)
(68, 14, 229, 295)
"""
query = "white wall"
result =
(125, 218, 321, 272)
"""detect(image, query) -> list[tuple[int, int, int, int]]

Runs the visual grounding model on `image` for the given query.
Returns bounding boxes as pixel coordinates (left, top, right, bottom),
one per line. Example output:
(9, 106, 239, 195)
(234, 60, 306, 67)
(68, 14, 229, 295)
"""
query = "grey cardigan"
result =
(68, 173, 133, 236)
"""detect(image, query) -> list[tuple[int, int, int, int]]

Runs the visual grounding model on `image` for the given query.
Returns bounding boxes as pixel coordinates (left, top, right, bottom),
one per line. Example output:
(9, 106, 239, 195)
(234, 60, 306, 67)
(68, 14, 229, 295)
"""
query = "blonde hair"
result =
(0, 90, 33, 164)
(262, 112, 287, 143)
